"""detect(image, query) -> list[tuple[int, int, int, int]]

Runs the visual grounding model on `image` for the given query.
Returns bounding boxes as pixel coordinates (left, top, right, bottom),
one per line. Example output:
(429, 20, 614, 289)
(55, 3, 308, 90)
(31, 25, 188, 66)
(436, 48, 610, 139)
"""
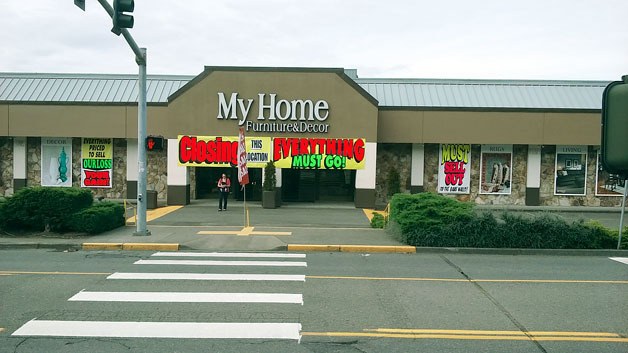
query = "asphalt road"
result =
(1, 249, 627, 353)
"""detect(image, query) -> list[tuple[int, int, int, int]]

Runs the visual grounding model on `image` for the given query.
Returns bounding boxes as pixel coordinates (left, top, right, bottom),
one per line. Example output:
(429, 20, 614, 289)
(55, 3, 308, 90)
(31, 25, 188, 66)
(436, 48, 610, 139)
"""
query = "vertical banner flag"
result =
(237, 128, 249, 185)
(438, 144, 471, 194)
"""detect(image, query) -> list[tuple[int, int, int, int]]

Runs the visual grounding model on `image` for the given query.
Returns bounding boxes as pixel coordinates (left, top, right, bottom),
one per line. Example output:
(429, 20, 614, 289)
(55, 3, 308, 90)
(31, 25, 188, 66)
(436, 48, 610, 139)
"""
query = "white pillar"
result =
(355, 142, 377, 208)
(167, 138, 188, 186)
(126, 139, 138, 182)
(411, 143, 424, 193)
(526, 144, 542, 205)
(167, 138, 190, 205)
(276, 167, 282, 188)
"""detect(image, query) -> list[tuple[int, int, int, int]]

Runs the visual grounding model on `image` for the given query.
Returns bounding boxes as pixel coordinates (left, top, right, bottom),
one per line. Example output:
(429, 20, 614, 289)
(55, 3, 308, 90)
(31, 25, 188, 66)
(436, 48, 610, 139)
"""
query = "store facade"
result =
(0, 67, 623, 208)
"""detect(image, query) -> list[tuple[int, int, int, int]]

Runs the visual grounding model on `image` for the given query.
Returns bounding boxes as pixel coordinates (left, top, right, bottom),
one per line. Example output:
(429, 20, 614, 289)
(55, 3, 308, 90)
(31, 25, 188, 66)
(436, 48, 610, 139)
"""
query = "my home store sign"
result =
(217, 92, 331, 133)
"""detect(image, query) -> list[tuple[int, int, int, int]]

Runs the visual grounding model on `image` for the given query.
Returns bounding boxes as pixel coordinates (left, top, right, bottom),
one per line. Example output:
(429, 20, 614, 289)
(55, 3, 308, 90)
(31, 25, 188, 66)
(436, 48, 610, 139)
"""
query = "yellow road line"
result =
(369, 328, 621, 337)
(305, 275, 628, 284)
(0, 270, 110, 276)
(301, 331, 628, 343)
(0, 328, 4, 333)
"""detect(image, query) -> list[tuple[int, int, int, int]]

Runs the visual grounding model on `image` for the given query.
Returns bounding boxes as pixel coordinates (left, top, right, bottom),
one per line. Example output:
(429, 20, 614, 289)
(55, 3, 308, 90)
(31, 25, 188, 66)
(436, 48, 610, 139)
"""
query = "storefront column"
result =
(526, 144, 542, 205)
(355, 142, 377, 208)
(126, 139, 138, 199)
(166, 138, 190, 205)
(411, 143, 424, 193)
(12, 137, 27, 193)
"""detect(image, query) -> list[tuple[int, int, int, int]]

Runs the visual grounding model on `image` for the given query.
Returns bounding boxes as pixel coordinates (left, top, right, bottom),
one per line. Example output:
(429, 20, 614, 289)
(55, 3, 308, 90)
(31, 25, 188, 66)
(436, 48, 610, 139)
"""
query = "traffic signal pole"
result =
(78, 0, 149, 235)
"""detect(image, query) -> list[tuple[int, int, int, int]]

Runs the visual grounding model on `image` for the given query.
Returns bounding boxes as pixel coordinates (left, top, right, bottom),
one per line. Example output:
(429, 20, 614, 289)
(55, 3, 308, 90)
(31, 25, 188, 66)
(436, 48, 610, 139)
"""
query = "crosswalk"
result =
(12, 251, 306, 341)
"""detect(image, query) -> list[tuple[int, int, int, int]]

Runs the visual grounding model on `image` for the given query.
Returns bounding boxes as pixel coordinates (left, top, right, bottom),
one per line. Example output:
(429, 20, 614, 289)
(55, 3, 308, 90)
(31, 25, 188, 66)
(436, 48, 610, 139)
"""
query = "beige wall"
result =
(6, 105, 128, 137)
(378, 110, 601, 145)
(0, 105, 8, 135)
(126, 106, 170, 139)
(168, 69, 379, 141)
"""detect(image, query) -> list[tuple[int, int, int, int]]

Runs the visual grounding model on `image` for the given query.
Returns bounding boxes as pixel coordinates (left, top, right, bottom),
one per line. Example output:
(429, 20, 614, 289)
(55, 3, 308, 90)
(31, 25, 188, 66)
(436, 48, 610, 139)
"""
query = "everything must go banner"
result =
(438, 144, 471, 194)
(81, 138, 113, 188)
(178, 135, 366, 170)
(41, 137, 72, 187)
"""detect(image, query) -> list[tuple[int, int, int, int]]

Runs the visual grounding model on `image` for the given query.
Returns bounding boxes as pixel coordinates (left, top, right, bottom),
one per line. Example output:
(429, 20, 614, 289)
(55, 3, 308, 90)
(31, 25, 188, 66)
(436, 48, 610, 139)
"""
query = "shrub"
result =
(66, 202, 125, 234)
(387, 167, 401, 196)
(263, 161, 277, 191)
(370, 212, 387, 228)
(388, 193, 622, 249)
(389, 193, 474, 239)
(1, 187, 93, 232)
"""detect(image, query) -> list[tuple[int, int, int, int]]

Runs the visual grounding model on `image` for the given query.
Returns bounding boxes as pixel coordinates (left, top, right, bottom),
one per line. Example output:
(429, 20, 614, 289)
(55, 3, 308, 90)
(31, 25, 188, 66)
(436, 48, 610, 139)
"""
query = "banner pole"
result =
(243, 185, 247, 228)
(618, 178, 627, 250)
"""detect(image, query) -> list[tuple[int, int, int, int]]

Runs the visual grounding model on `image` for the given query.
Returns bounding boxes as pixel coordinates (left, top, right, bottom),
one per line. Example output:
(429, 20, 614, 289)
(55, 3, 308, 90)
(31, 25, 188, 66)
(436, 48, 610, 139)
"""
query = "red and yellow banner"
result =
(178, 135, 271, 168)
(272, 137, 366, 170)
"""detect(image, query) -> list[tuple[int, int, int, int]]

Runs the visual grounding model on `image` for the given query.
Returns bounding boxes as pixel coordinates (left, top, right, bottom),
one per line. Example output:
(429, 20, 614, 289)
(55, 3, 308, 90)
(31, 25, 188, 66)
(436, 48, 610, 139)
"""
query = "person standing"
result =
(217, 173, 231, 211)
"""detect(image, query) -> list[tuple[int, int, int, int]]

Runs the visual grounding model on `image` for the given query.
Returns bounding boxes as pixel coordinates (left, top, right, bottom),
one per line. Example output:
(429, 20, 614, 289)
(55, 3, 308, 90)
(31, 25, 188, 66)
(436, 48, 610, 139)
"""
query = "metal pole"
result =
(243, 185, 247, 228)
(134, 48, 150, 236)
(618, 178, 627, 249)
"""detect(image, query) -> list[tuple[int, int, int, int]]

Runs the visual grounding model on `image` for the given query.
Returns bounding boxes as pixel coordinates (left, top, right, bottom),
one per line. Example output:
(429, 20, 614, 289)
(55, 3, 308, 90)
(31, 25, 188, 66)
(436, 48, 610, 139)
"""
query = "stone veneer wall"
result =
(147, 147, 168, 200)
(375, 143, 412, 205)
(0, 137, 13, 196)
(25, 137, 128, 199)
(540, 145, 622, 207)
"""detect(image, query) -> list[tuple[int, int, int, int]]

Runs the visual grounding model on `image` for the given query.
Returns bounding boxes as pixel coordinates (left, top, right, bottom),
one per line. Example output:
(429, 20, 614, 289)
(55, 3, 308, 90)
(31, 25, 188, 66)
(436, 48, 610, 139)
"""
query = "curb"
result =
(0, 243, 80, 251)
(81, 243, 180, 251)
(287, 244, 416, 253)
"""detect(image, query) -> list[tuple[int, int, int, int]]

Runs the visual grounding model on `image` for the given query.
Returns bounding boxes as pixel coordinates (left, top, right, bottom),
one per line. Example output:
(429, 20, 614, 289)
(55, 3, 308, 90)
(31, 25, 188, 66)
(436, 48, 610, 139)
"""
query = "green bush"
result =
(388, 193, 623, 249)
(389, 193, 474, 237)
(370, 212, 387, 228)
(1, 187, 93, 232)
(66, 202, 125, 234)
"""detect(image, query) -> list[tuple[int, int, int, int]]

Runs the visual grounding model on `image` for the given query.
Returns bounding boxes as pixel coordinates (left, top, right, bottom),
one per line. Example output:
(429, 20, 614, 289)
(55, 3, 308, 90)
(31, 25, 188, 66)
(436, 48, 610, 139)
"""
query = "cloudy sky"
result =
(2, 0, 627, 80)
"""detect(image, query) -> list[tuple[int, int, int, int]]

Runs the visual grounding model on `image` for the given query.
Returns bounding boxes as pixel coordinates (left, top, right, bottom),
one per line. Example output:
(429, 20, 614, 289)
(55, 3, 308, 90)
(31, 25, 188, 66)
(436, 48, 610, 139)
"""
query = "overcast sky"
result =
(2, 0, 627, 80)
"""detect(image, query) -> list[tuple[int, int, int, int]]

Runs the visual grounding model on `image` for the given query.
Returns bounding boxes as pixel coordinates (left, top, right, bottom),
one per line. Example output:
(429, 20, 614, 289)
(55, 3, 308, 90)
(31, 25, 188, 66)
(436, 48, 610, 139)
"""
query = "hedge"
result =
(1, 187, 93, 232)
(388, 193, 624, 249)
(66, 202, 125, 234)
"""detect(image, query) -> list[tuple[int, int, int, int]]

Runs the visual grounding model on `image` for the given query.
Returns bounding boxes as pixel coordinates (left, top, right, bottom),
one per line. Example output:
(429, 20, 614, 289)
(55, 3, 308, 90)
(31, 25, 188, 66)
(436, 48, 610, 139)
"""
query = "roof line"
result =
(355, 78, 611, 86)
(0, 72, 195, 80)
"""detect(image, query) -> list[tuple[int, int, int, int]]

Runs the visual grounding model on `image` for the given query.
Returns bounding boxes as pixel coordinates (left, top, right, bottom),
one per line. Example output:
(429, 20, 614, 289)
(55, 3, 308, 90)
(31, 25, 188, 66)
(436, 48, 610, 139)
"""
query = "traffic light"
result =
(146, 136, 164, 152)
(601, 78, 628, 175)
(112, 0, 134, 36)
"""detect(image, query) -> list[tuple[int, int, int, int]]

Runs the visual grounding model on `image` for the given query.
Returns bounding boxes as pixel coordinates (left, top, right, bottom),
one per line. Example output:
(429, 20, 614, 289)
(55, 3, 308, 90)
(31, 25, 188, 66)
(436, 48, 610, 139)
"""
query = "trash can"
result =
(146, 190, 158, 210)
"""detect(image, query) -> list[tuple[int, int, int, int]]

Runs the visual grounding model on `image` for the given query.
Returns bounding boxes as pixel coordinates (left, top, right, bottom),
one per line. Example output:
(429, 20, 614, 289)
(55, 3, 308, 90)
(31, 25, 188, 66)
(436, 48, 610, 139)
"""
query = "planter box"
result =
(262, 190, 277, 209)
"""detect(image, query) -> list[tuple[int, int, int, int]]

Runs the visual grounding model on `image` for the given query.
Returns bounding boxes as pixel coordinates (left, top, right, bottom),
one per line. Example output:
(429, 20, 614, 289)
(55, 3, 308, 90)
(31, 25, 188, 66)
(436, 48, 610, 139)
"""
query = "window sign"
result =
(555, 145, 587, 196)
(479, 144, 512, 195)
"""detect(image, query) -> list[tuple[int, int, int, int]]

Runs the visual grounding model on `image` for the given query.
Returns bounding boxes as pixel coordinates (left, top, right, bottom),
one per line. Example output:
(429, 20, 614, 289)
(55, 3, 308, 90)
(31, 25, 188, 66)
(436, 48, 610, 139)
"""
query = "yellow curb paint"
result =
(300, 331, 628, 343)
(82, 243, 179, 251)
(339, 245, 415, 253)
(82, 243, 123, 250)
(288, 245, 340, 252)
(122, 243, 179, 251)
(126, 205, 183, 223)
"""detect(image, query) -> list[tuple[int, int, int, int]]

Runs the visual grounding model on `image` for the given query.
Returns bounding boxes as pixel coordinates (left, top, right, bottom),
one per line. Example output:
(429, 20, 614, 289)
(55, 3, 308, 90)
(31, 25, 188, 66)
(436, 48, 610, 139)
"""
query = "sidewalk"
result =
(0, 199, 626, 255)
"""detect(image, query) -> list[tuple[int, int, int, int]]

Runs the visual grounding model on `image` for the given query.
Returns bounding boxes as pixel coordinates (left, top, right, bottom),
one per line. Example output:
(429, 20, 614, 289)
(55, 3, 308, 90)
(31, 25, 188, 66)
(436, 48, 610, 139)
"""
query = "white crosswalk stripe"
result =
(134, 259, 307, 267)
(107, 272, 305, 281)
(12, 251, 306, 341)
(609, 257, 628, 265)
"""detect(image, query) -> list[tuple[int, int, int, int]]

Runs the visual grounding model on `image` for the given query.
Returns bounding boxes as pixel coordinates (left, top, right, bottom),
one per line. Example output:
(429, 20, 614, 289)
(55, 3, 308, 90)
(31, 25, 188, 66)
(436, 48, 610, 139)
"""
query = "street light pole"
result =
(135, 47, 150, 236)
(78, 0, 149, 235)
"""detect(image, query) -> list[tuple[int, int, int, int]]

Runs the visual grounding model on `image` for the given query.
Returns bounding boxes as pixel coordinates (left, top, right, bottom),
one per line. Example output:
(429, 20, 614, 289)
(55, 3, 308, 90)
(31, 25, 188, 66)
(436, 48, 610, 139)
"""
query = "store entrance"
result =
(195, 167, 262, 201)
(282, 169, 355, 202)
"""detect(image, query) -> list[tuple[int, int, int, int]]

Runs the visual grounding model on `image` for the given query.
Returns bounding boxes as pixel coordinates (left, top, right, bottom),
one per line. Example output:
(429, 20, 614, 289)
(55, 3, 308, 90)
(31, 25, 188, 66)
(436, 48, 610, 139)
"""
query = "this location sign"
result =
(601, 78, 628, 175)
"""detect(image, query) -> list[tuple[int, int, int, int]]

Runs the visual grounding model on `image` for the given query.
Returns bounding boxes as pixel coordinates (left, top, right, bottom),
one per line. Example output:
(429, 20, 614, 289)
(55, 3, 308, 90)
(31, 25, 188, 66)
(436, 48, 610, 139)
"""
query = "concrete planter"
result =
(262, 190, 277, 209)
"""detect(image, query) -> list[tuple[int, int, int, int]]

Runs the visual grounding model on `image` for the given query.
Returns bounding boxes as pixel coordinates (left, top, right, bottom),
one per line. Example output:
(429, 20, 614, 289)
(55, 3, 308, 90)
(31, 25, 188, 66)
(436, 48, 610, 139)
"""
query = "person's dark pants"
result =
(219, 192, 229, 210)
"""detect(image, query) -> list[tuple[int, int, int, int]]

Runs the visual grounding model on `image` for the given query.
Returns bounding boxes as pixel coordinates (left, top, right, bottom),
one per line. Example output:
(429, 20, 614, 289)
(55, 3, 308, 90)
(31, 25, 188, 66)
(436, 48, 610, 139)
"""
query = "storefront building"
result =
(0, 67, 623, 208)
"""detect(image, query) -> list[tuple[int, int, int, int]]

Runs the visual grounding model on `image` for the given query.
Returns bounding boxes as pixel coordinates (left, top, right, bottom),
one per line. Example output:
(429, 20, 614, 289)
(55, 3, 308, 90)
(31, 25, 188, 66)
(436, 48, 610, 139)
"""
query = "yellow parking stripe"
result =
(126, 205, 182, 223)
(369, 328, 621, 337)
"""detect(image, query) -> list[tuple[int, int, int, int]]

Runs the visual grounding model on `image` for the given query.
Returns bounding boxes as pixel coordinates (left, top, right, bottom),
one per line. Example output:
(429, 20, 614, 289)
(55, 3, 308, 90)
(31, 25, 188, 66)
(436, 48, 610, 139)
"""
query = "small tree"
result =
(387, 167, 401, 196)
(263, 161, 277, 191)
